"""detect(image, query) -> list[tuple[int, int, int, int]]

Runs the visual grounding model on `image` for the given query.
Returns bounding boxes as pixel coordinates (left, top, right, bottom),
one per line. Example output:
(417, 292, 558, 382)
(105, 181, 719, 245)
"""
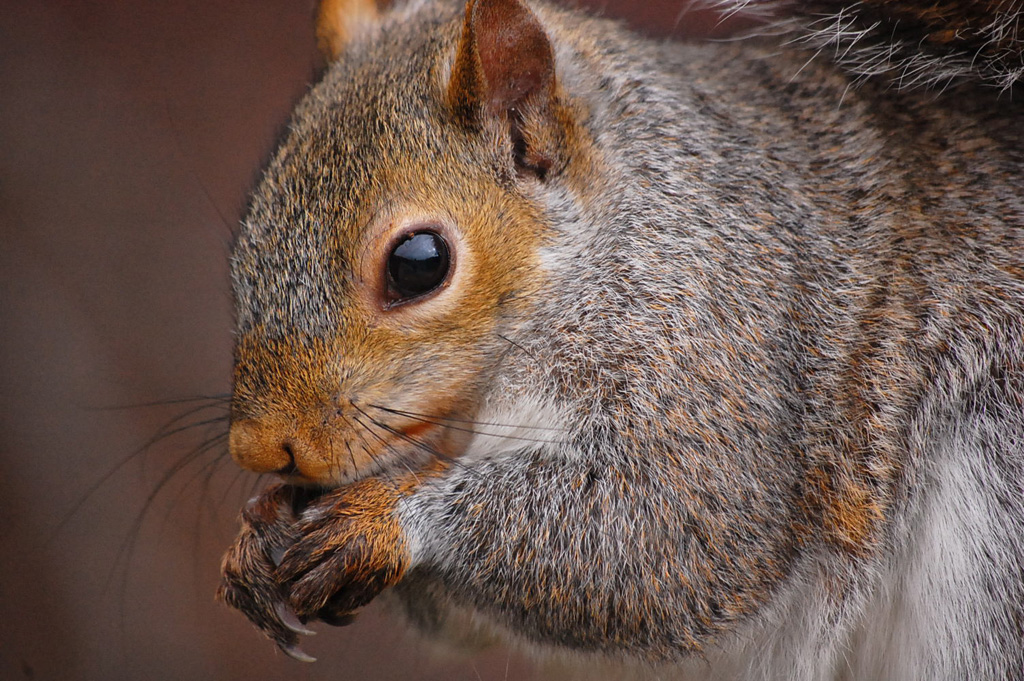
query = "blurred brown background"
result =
(0, 1, 744, 679)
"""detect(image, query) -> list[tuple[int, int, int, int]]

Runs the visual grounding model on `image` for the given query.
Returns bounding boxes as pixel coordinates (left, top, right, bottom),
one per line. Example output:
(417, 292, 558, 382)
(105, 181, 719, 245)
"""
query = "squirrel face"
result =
(228, 1, 566, 487)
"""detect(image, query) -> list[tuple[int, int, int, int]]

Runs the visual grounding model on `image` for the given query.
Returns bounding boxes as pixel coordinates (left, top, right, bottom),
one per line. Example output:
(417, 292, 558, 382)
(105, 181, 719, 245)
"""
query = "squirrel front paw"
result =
(217, 484, 310, 657)
(217, 479, 411, 661)
(277, 477, 411, 624)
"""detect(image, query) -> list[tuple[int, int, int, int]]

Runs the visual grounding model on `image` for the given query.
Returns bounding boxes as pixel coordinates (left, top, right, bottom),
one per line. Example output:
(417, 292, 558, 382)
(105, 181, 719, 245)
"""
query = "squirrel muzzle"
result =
(228, 399, 474, 487)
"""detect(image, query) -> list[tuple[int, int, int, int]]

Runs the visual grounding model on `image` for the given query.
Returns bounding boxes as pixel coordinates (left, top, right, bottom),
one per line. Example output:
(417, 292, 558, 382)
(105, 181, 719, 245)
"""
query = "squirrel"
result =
(216, 0, 1024, 678)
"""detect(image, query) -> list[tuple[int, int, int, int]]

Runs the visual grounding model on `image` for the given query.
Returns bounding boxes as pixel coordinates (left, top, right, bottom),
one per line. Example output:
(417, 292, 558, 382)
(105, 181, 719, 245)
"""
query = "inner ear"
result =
(474, 0, 555, 116)
(448, 0, 559, 178)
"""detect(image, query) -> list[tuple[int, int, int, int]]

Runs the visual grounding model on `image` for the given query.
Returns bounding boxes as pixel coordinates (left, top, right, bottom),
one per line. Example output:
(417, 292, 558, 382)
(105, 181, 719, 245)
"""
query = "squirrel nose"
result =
(229, 417, 304, 476)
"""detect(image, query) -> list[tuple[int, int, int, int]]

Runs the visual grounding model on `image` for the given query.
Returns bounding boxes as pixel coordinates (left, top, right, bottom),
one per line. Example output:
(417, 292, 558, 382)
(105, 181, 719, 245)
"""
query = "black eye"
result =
(386, 230, 451, 302)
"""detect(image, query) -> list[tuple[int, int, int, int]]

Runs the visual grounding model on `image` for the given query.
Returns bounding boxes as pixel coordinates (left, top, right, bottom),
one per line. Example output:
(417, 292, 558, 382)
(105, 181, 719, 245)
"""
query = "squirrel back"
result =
(220, 1, 1024, 678)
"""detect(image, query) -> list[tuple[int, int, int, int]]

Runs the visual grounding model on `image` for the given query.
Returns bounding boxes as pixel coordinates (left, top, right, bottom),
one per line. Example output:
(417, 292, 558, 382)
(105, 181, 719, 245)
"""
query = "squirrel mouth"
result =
(398, 419, 438, 444)
(365, 409, 474, 475)
(378, 420, 445, 462)
(284, 484, 325, 514)
(265, 407, 471, 488)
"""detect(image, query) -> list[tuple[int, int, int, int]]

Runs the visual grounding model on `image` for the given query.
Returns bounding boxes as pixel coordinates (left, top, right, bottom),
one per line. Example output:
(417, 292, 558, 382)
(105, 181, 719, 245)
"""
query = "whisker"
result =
(163, 98, 238, 241)
(107, 428, 231, 627)
(352, 413, 422, 481)
(367, 405, 565, 446)
(136, 414, 231, 479)
(348, 414, 381, 474)
(346, 412, 423, 483)
(337, 415, 362, 478)
(142, 405, 229, 445)
(327, 429, 341, 480)
(354, 407, 442, 462)
(194, 448, 235, 540)
(83, 393, 231, 412)
(367, 404, 565, 432)
(155, 434, 230, 538)
(109, 430, 231, 585)
(218, 465, 255, 517)
(496, 333, 538, 361)
(343, 438, 358, 476)
(190, 451, 233, 599)
(246, 473, 269, 503)
(46, 410, 230, 546)
(351, 404, 485, 481)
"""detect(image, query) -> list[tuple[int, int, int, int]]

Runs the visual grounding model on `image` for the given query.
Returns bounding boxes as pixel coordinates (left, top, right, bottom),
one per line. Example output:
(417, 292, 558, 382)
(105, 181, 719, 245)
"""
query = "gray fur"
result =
(231, 1, 1024, 677)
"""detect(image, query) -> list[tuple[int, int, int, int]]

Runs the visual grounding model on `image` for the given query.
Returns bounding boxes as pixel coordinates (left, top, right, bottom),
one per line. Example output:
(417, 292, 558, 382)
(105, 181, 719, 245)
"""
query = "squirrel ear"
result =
(316, 0, 387, 60)
(448, 0, 558, 177)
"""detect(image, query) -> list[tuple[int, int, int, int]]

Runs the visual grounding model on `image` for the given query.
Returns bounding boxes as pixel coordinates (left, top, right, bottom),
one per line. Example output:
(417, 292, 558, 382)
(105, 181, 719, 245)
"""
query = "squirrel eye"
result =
(386, 230, 451, 303)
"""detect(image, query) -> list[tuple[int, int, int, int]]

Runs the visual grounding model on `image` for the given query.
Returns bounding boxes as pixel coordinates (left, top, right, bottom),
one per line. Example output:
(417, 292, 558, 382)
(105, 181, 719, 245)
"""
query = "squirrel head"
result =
(229, 0, 585, 486)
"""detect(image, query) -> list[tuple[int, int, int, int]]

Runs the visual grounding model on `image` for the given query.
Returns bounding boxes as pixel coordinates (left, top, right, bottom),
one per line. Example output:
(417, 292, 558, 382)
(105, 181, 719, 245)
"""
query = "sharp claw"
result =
(270, 545, 287, 567)
(275, 602, 316, 636)
(279, 643, 317, 663)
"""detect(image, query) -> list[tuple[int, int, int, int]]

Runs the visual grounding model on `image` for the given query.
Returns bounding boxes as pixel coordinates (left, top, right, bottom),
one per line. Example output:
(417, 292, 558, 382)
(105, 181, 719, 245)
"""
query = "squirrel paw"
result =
(218, 478, 411, 661)
(217, 483, 317, 659)
(276, 477, 411, 625)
